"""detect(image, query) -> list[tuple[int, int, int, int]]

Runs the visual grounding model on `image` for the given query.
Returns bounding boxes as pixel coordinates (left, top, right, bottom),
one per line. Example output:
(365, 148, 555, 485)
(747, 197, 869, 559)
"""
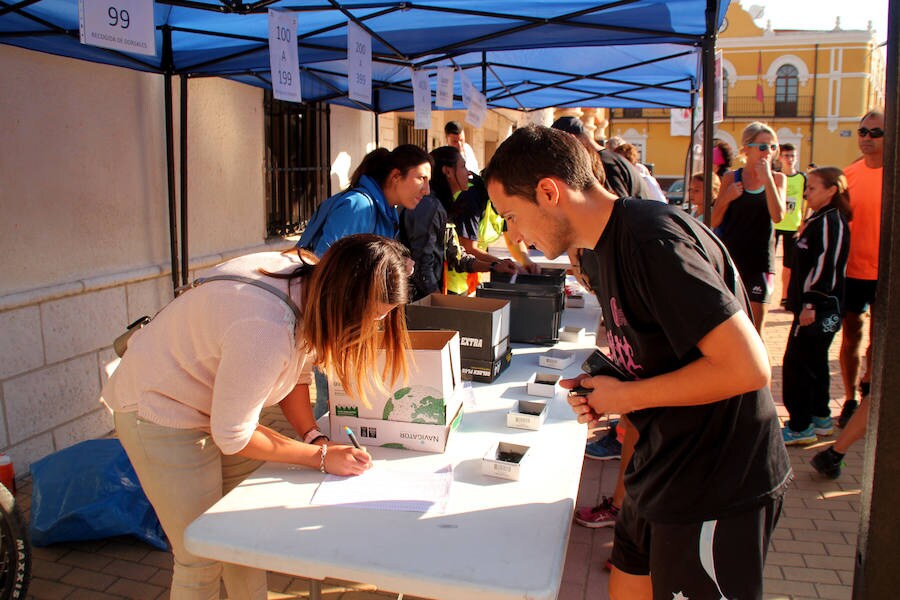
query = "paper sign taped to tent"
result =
(79, 0, 156, 56)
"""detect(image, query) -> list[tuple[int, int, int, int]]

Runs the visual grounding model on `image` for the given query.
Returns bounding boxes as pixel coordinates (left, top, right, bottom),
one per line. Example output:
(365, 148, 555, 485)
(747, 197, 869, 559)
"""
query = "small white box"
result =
(566, 294, 585, 308)
(507, 399, 549, 430)
(539, 349, 575, 370)
(482, 441, 531, 481)
(559, 326, 585, 342)
(526, 372, 559, 397)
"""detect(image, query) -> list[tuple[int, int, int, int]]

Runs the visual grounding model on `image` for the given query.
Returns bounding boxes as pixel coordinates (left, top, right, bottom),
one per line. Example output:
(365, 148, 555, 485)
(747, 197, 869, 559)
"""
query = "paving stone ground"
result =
(17, 258, 866, 599)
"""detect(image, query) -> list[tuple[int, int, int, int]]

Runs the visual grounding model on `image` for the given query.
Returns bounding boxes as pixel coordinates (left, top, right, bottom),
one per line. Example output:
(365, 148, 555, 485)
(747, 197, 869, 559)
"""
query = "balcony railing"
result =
(724, 96, 813, 118)
(610, 95, 814, 120)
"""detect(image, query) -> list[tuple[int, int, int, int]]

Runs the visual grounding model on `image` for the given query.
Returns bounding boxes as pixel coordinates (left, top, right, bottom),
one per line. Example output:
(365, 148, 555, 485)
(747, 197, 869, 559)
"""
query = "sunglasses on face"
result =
(750, 143, 778, 152)
(857, 127, 885, 139)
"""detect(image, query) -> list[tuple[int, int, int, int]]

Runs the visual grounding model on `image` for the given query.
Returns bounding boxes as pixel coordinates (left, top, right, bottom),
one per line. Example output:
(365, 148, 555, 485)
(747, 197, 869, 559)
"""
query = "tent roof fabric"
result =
(1, 0, 728, 110)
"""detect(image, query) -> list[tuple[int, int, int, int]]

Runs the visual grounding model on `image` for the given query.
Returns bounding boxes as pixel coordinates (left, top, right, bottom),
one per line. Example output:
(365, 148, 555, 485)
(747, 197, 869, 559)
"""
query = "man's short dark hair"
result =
(550, 116, 585, 136)
(444, 121, 463, 135)
(780, 143, 796, 152)
(483, 126, 599, 204)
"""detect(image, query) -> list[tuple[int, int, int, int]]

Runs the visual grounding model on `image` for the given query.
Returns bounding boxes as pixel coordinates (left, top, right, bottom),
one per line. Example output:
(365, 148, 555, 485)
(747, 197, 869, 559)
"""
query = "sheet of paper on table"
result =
(310, 463, 453, 514)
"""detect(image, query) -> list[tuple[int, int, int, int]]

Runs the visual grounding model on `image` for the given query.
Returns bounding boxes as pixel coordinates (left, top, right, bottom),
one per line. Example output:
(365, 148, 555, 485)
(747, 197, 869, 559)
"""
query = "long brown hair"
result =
(262, 235, 411, 407)
(809, 167, 852, 221)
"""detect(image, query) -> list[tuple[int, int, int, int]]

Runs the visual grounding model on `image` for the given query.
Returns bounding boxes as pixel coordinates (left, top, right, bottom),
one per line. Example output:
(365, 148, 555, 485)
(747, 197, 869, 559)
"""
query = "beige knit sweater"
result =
(101, 252, 313, 455)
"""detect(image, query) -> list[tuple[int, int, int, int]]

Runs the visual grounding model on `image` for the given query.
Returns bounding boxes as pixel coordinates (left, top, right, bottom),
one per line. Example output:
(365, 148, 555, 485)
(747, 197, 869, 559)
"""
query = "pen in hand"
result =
(344, 426, 362, 450)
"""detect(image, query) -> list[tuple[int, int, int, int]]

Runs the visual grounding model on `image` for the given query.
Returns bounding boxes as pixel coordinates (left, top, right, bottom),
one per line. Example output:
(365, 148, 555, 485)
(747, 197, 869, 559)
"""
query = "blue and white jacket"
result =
(297, 175, 398, 256)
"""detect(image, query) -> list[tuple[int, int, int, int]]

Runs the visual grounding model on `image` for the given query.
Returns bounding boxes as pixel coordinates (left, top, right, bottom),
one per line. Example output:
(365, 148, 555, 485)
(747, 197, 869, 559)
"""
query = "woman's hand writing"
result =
(323, 444, 372, 476)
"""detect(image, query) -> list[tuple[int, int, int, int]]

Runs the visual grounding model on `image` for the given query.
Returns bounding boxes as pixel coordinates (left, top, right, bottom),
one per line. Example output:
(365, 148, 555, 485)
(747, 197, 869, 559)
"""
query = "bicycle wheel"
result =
(0, 483, 30, 599)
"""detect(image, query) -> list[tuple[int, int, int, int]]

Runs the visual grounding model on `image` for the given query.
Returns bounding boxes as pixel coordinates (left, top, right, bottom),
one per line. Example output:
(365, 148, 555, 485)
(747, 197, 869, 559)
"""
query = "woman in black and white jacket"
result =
(781, 167, 852, 445)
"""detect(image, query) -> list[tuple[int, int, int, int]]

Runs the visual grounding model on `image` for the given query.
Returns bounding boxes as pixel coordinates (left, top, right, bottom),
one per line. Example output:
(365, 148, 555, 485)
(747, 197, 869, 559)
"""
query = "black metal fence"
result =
(264, 95, 331, 238)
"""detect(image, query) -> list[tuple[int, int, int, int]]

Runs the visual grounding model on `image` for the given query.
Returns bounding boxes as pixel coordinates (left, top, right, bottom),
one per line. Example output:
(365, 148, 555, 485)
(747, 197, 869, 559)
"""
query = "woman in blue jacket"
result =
(299, 144, 432, 257)
(298, 144, 431, 418)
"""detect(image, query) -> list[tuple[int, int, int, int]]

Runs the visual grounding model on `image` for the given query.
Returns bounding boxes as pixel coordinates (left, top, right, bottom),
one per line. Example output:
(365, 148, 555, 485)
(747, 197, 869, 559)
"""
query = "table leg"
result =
(309, 580, 322, 600)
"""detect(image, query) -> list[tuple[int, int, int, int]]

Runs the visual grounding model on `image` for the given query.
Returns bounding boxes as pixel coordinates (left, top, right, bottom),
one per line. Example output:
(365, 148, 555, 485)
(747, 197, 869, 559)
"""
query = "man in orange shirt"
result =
(836, 110, 884, 430)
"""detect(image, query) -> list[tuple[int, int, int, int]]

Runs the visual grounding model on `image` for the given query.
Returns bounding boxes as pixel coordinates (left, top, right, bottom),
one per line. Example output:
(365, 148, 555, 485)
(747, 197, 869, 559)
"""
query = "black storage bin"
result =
(491, 267, 566, 290)
(476, 281, 563, 345)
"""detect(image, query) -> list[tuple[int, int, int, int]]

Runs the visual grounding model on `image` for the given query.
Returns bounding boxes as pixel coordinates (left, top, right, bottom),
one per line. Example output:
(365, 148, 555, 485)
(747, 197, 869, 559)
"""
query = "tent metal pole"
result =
(688, 84, 697, 197)
(179, 75, 189, 285)
(162, 26, 180, 296)
(855, 0, 899, 595)
(701, 1, 718, 225)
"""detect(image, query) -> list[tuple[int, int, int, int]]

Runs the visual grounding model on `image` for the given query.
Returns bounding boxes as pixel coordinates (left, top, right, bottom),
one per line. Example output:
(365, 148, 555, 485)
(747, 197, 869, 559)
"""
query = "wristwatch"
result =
(303, 428, 329, 445)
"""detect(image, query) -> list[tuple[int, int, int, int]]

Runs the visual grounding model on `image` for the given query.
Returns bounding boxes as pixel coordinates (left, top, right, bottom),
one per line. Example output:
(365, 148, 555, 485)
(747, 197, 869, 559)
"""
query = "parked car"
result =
(666, 179, 685, 206)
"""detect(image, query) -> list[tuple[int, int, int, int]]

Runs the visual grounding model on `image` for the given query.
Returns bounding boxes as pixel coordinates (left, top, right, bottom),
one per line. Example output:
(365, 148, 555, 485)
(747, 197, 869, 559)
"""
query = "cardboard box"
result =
(405, 294, 511, 362)
(330, 404, 463, 453)
(559, 326, 586, 343)
(539, 349, 576, 370)
(507, 399, 550, 430)
(461, 348, 513, 383)
(566, 294, 585, 308)
(329, 330, 461, 426)
(482, 441, 531, 480)
(526, 372, 560, 397)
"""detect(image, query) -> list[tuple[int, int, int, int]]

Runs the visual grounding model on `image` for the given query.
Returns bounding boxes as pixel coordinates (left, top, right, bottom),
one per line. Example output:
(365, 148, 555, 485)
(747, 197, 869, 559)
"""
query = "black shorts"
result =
(775, 229, 797, 267)
(610, 496, 783, 600)
(740, 271, 775, 304)
(844, 277, 878, 314)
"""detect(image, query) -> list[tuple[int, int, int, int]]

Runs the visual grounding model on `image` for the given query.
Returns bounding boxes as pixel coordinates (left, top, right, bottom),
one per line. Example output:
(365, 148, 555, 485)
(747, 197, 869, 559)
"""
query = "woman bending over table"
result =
(101, 234, 412, 600)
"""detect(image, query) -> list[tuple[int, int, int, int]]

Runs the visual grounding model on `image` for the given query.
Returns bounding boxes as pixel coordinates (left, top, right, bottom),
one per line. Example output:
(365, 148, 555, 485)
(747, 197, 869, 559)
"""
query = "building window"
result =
(775, 65, 799, 117)
(398, 117, 427, 149)
(721, 70, 730, 116)
(622, 108, 643, 118)
(264, 94, 331, 238)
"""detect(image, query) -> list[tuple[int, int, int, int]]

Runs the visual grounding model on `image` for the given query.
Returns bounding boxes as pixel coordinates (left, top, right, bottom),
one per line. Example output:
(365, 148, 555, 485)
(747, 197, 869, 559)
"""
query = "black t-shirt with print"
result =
(578, 198, 791, 523)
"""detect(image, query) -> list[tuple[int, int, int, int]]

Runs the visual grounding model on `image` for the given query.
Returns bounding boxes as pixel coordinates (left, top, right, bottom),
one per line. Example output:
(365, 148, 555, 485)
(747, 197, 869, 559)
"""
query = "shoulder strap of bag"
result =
(178, 275, 302, 321)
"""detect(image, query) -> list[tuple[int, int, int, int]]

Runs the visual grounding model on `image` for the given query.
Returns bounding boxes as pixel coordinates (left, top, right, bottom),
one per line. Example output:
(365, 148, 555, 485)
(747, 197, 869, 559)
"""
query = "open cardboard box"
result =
(526, 372, 559, 397)
(328, 330, 462, 452)
(405, 293, 510, 363)
(507, 398, 550, 430)
(539, 349, 576, 370)
(331, 404, 463, 453)
(482, 441, 531, 481)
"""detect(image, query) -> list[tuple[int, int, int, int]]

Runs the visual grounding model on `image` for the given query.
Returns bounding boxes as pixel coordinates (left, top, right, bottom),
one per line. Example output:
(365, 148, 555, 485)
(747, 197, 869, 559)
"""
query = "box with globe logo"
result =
(328, 330, 463, 453)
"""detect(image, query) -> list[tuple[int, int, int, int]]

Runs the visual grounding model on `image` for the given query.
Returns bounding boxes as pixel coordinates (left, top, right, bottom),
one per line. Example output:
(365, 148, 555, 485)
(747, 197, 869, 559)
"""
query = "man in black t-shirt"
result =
(483, 126, 791, 600)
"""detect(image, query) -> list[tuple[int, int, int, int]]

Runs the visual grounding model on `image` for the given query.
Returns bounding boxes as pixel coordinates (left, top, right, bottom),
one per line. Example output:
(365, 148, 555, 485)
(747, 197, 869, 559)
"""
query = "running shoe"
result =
(812, 415, 834, 436)
(782, 424, 817, 445)
(585, 432, 622, 460)
(811, 448, 843, 479)
(574, 497, 620, 528)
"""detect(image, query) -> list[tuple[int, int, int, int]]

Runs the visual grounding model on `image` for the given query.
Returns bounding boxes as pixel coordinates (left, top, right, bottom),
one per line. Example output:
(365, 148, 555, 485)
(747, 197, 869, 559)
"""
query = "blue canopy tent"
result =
(0, 0, 728, 288)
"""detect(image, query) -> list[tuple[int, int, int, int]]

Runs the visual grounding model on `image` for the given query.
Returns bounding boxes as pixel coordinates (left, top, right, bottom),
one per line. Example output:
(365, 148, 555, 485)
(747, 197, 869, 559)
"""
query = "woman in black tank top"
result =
(712, 122, 787, 335)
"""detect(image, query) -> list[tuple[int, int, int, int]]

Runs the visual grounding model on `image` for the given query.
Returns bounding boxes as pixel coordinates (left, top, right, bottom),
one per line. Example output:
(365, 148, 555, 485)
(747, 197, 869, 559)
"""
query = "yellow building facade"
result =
(605, 2, 886, 185)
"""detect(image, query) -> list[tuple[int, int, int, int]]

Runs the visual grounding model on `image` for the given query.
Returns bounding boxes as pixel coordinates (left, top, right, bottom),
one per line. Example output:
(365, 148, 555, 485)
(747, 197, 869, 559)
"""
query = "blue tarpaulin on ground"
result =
(1, 0, 728, 110)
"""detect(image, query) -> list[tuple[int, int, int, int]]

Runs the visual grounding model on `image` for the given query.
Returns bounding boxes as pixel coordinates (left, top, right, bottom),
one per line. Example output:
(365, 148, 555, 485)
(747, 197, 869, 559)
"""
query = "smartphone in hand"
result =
(581, 349, 632, 381)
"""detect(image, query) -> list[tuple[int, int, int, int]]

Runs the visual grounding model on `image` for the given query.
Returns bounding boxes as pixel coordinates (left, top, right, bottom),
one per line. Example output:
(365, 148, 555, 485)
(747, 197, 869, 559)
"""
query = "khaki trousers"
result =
(115, 411, 267, 600)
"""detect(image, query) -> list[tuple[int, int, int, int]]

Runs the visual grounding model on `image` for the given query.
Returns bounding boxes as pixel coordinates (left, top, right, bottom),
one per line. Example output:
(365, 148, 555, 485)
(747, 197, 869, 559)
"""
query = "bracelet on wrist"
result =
(319, 444, 328, 473)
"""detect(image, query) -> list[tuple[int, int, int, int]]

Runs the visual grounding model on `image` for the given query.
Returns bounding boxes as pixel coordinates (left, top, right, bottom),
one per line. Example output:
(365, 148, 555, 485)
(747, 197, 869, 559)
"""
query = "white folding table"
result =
(185, 289, 600, 600)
